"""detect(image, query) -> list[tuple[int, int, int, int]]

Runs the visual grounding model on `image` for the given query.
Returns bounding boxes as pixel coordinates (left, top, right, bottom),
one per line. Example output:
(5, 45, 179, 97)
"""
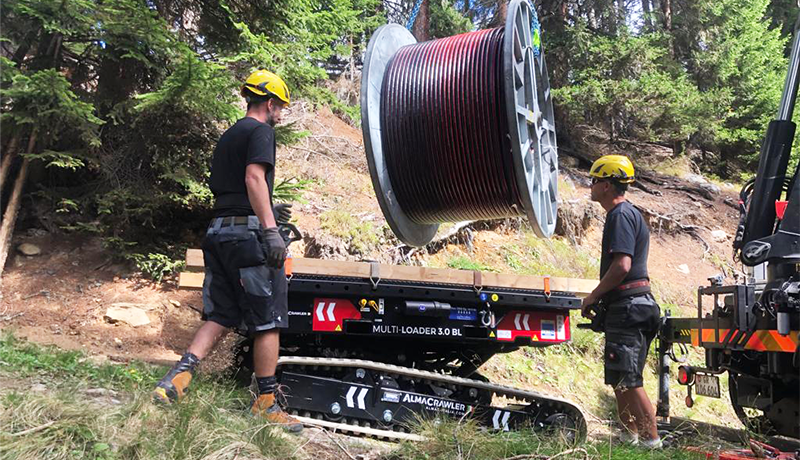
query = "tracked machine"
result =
(182, 233, 592, 440)
(656, 11, 800, 440)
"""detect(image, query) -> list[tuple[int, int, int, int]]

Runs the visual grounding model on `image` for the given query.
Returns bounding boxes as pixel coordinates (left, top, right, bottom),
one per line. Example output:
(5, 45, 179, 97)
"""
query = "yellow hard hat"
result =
(590, 155, 635, 184)
(241, 70, 290, 105)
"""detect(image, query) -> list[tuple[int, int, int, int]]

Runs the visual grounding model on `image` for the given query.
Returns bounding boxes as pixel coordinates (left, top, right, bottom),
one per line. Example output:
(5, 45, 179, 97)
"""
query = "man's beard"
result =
(266, 114, 276, 127)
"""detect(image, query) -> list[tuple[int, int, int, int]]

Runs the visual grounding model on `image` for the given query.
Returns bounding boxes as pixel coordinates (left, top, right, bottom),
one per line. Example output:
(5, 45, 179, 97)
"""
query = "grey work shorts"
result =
(603, 293, 660, 389)
(201, 216, 289, 333)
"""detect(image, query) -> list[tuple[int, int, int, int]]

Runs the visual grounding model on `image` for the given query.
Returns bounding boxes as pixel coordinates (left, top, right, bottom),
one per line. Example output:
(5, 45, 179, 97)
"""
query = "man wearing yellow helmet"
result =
(153, 70, 302, 433)
(582, 155, 661, 448)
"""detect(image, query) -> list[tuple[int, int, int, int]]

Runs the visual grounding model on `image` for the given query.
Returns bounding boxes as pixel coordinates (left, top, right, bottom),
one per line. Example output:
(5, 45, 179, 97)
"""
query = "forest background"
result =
(1, 0, 797, 273)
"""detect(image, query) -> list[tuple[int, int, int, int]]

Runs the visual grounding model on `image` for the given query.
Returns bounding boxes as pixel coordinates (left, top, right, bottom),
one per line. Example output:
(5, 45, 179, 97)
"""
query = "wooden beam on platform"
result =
(182, 248, 597, 295)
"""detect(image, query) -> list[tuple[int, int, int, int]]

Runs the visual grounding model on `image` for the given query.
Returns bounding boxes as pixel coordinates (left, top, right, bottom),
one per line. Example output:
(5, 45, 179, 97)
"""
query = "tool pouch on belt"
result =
(604, 330, 640, 374)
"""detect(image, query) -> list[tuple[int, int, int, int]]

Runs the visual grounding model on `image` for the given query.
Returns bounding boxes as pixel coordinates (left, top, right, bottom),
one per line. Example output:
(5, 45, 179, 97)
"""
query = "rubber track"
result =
(278, 356, 587, 440)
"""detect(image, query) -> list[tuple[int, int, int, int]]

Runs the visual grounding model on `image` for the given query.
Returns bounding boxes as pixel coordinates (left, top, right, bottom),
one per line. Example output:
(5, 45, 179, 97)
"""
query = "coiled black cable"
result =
(380, 28, 523, 225)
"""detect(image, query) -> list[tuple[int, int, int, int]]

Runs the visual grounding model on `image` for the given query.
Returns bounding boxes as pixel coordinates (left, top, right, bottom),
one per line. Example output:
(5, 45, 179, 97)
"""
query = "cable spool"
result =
(361, 0, 558, 247)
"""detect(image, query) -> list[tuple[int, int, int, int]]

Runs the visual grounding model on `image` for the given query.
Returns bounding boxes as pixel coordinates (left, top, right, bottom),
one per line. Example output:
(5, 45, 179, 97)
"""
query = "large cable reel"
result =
(361, 0, 559, 247)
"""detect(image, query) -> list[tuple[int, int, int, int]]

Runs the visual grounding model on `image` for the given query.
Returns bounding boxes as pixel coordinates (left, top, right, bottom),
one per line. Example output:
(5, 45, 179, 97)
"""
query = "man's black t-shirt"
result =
(210, 117, 276, 217)
(600, 201, 649, 283)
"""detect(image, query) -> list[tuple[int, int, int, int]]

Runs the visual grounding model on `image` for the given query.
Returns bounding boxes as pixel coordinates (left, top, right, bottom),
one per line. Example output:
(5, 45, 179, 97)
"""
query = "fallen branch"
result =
(631, 181, 662, 196)
(664, 183, 714, 200)
(499, 448, 589, 460)
(0, 312, 24, 322)
(9, 421, 55, 437)
(320, 428, 357, 460)
(290, 426, 325, 457)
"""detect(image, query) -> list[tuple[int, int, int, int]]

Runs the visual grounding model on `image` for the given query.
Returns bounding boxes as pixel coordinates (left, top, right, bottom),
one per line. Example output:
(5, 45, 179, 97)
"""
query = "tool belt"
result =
(208, 215, 262, 231)
(217, 216, 250, 226)
(605, 279, 651, 302)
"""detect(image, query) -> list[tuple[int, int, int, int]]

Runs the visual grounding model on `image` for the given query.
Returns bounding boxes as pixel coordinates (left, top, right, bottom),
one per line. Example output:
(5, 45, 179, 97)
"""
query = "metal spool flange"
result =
(504, 0, 558, 238)
(361, 24, 436, 247)
(362, 0, 558, 246)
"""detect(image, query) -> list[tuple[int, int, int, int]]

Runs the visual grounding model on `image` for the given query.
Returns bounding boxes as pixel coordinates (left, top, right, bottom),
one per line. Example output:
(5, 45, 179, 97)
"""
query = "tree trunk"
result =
(0, 135, 20, 194)
(661, 0, 672, 31)
(661, 0, 673, 56)
(491, 0, 508, 28)
(411, 0, 430, 42)
(0, 132, 36, 279)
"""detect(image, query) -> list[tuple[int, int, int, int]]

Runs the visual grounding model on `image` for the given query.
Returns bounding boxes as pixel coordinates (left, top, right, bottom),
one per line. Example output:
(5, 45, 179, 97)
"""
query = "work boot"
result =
(153, 352, 199, 404)
(251, 393, 303, 433)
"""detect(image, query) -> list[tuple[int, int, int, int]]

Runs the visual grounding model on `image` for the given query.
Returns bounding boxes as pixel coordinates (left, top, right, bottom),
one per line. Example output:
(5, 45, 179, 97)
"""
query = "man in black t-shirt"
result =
(153, 70, 301, 432)
(581, 155, 661, 448)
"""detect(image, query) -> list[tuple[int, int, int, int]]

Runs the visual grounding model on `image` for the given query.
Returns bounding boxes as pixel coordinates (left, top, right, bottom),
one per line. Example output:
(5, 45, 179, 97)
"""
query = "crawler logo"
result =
(401, 393, 467, 414)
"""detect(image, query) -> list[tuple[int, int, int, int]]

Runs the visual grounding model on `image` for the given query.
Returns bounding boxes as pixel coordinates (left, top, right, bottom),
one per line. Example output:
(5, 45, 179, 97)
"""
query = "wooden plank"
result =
(179, 271, 204, 290)
(183, 249, 597, 295)
(186, 248, 204, 271)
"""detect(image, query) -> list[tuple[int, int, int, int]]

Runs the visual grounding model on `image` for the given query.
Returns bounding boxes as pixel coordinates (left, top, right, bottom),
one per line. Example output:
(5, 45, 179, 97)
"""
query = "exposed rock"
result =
(85, 388, 123, 405)
(555, 199, 601, 245)
(17, 243, 41, 256)
(711, 230, 728, 242)
(85, 388, 119, 398)
(685, 173, 721, 195)
(104, 305, 150, 327)
(303, 234, 349, 259)
(31, 383, 47, 392)
(677, 264, 691, 274)
(169, 299, 181, 308)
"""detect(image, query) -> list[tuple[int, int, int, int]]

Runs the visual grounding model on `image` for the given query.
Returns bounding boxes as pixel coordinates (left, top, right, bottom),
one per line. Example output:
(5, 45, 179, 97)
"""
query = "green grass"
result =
(0, 330, 745, 460)
(319, 210, 380, 255)
(446, 256, 496, 272)
(389, 418, 705, 460)
(0, 332, 296, 460)
(500, 234, 600, 279)
(0, 332, 162, 390)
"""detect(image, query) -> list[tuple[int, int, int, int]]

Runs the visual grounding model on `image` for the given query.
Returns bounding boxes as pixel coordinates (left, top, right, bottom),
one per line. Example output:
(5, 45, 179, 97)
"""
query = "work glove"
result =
(260, 227, 287, 269)
(273, 203, 293, 224)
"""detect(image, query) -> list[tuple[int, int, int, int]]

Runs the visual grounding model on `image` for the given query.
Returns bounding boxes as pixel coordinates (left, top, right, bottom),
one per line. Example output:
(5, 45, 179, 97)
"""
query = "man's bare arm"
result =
(245, 163, 277, 228)
(581, 253, 631, 314)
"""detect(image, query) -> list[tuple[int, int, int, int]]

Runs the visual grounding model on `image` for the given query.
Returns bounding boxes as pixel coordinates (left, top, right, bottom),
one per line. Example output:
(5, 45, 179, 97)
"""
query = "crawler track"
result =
(277, 356, 587, 442)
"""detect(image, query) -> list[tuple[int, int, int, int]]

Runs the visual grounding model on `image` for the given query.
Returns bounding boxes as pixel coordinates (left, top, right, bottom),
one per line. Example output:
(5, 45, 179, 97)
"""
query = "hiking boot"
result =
(153, 353, 199, 404)
(251, 393, 303, 433)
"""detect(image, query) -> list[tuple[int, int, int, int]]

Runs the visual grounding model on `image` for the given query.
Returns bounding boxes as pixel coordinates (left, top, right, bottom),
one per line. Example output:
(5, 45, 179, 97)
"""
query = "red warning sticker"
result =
(312, 298, 361, 332)
(495, 311, 570, 343)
